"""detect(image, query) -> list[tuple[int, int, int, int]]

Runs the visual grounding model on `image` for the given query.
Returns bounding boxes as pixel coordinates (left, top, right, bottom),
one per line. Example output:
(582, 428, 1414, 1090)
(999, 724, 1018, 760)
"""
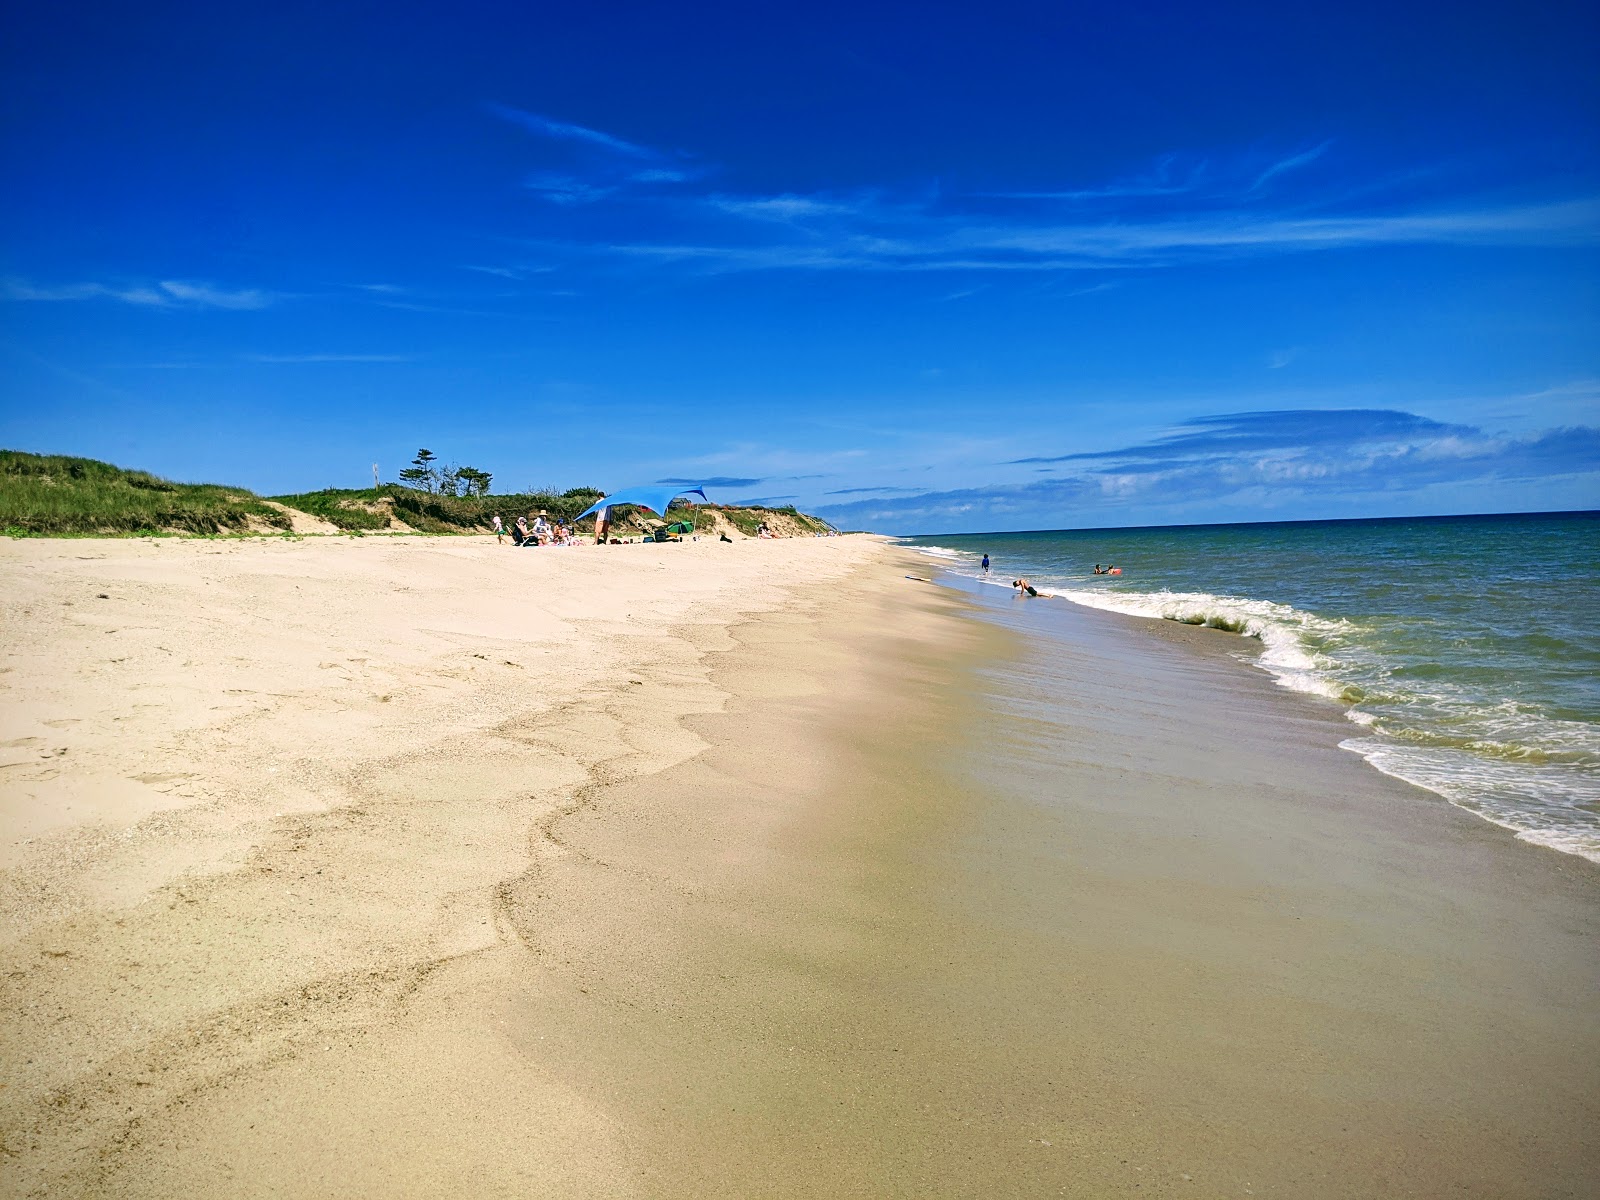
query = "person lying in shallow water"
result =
(1012, 578, 1039, 597)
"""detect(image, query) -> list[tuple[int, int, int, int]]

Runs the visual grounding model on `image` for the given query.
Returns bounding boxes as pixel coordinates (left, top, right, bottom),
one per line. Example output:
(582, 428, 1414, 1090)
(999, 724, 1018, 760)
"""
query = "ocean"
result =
(904, 511, 1600, 862)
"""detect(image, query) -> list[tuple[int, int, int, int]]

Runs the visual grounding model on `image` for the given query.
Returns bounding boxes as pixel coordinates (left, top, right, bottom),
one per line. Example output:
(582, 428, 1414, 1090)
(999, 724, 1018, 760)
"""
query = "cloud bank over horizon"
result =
(814, 408, 1600, 534)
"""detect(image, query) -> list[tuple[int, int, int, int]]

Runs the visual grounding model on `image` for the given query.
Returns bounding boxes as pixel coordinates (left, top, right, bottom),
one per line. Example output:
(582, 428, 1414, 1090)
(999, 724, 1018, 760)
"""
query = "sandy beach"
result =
(2, 534, 1596, 1197)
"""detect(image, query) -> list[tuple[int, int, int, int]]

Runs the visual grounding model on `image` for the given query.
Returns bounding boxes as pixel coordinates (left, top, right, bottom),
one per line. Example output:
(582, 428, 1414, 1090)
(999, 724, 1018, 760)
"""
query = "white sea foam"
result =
(1042, 586, 1354, 702)
(908, 542, 1600, 864)
(910, 544, 1351, 700)
(1347, 737, 1600, 862)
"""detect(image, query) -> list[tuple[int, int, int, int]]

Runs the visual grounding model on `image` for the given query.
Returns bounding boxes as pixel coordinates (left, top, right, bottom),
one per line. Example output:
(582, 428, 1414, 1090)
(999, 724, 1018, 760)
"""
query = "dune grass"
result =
(2, 450, 836, 539)
(1, 450, 291, 536)
(268, 489, 393, 531)
(713, 504, 833, 537)
(268, 485, 608, 533)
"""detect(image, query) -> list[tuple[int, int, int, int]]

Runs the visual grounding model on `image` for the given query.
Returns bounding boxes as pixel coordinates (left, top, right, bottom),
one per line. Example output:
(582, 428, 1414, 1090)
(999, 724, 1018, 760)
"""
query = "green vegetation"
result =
(266, 482, 611, 533)
(374, 485, 604, 532)
(712, 504, 833, 537)
(397, 448, 440, 492)
(268, 488, 391, 531)
(0, 450, 291, 536)
(395, 447, 494, 497)
(1, 448, 835, 539)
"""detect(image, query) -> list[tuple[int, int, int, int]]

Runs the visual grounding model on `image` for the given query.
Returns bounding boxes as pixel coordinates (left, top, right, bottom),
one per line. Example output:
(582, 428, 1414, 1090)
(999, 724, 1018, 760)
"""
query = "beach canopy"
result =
(576, 484, 708, 521)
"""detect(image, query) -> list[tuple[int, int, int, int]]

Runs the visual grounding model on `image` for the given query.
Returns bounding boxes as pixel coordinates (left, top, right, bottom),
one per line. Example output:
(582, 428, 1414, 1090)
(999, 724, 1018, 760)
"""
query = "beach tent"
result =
(576, 485, 708, 522)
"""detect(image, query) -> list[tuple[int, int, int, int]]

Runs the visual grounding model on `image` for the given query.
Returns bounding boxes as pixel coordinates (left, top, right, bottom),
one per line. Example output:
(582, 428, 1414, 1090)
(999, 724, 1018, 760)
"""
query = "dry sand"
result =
(1, 534, 1596, 1197)
(0, 532, 888, 1194)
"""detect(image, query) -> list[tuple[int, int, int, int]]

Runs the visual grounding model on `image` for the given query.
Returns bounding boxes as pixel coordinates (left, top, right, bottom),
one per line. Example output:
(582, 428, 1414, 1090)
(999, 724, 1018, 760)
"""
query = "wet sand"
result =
(2, 538, 1597, 1196)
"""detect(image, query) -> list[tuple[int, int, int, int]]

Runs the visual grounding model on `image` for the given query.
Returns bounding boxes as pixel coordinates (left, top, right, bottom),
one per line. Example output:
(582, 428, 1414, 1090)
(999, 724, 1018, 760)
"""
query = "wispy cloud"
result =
(460, 264, 527, 280)
(633, 167, 694, 184)
(103, 360, 216, 370)
(1248, 141, 1333, 192)
(376, 298, 554, 318)
(522, 172, 622, 205)
(245, 353, 411, 364)
(555, 193, 1598, 275)
(154, 280, 274, 309)
(488, 102, 703, 207)
(949, 199, 1598, 262)
(494, 129, 1594, 275)
(487, 102, 658, 159)
(709, 194, 869, 221)
(983, 153, 1207, 202)
(985, 144, 1329, 204)
(111, 352, 410, 368)
(2, 277, 276, 309)
(824, 485, 926, 495)
(731, 494, 798, 506)
(1008, 409, 1475, 464)
(656, 475, 764, 487)
(2, 279, 166, 305)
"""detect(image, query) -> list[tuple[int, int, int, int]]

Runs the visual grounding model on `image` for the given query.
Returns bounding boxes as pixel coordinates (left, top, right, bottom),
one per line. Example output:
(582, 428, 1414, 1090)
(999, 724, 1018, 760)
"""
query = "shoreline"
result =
(2, 536, 1596, 1195)
(1038, 574, 1600, 868)
(904, 519, 1600, 868)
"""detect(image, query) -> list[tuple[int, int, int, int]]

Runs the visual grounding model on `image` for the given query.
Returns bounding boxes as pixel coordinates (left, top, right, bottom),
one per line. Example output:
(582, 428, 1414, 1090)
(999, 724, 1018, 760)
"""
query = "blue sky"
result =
(2, 0, 1596, 533)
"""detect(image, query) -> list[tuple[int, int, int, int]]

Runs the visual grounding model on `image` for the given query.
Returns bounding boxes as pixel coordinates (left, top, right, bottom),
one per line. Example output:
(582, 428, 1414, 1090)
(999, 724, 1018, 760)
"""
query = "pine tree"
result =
(457, 466, 493, 496)
(398, 448, 438, 493)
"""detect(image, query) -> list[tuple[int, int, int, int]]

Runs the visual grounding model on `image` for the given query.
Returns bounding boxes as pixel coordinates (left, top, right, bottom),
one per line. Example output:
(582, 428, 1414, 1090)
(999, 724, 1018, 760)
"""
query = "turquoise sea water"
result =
(905, 512, 1600, 862)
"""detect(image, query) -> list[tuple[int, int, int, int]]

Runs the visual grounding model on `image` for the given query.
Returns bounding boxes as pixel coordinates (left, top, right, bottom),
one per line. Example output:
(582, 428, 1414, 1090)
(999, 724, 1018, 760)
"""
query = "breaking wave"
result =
(907, 535, 1600, 863)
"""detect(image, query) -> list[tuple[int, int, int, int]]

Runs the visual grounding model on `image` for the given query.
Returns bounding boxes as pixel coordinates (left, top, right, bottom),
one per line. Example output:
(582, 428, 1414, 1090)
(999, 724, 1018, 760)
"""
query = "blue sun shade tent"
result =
(576, 484, 708, 521)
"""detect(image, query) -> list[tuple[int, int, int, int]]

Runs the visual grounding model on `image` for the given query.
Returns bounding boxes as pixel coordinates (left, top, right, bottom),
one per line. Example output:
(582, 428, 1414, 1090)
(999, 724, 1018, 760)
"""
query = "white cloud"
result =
(244, 353, 411, 364)
(1248, 141, 1333, 192)
(2, 276, 276, 309)
(154, 280, 273, 309)
(486, 102, 659, 159)
(564, 193, 1599, 275)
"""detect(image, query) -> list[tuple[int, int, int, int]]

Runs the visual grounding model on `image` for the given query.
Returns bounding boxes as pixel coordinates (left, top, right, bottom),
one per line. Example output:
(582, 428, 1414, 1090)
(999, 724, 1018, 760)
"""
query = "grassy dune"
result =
(1, 451, 836, 538)
(0, 451, 291, 536)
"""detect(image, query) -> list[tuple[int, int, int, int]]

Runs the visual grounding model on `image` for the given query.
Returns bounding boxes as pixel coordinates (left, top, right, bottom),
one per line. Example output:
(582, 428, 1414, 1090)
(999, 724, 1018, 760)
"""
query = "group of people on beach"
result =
(982, 555, 1044, 597)
(492, 513, 576, 547)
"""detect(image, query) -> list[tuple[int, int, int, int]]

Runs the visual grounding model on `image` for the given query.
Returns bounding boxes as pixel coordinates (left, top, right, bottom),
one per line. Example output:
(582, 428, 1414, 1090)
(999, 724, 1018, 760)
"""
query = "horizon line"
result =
(897, 507, 1600, 540)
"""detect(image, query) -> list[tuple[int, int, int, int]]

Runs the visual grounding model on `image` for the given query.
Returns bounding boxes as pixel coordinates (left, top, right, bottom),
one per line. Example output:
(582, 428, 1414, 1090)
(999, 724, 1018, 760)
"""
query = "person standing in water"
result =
(981, 553, 990, 575)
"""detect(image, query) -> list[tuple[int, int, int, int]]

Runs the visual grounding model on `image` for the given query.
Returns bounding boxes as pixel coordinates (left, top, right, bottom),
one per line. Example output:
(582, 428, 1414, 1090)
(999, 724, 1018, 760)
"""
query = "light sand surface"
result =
(0, 533, 889, 1194)
(2, 536, 1597, 1197)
